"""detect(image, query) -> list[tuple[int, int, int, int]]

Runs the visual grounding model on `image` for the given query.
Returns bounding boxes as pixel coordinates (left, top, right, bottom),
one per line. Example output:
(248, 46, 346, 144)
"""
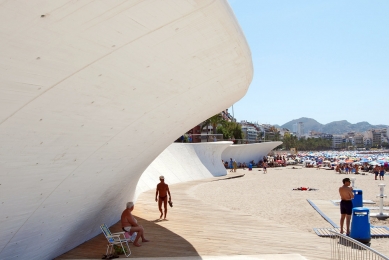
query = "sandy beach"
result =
(190, 166, 389, 256)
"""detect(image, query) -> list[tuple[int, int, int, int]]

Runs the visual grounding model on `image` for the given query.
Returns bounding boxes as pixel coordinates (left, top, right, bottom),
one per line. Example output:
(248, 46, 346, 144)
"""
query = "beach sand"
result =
(190, 166, 389, 256)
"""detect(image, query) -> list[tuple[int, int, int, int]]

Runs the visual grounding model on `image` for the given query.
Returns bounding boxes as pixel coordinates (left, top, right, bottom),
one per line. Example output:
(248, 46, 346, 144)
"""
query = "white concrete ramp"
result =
(136, 142, 232, 198)
(222, 141, 282, 164)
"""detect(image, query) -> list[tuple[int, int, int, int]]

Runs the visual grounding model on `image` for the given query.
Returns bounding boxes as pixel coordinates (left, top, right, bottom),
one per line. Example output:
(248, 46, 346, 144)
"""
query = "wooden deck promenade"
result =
(56, 173, 331, 259)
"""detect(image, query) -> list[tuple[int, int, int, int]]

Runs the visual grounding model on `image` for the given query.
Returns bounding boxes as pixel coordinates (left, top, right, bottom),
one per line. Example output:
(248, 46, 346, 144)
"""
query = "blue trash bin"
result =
(350, 207, 371, 244)
(352, 189, 363, 208)
(248, 163, 252, 171)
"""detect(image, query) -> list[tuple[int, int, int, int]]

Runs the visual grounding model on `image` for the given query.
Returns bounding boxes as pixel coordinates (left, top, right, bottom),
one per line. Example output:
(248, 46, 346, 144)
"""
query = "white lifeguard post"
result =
(370, 184, 389, 220)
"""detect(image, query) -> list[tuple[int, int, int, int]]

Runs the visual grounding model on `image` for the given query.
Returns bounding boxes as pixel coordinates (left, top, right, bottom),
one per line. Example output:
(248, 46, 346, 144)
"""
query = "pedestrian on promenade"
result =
(155, 176, 172, 220)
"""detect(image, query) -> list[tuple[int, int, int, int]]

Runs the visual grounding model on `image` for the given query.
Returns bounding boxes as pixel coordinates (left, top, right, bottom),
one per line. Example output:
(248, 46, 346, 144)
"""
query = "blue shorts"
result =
(380, 171, 385, 177)
(340, 200, 353, 215)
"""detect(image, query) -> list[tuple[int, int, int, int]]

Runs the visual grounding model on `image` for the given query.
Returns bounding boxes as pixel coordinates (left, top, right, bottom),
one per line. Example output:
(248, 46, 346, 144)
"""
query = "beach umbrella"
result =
(339, 155, 347, 159)
(338, 160, 346, 164)
(287, 159, 296, 165)
(323, 160, 331, 163)
(352, 162, 361, 165)
(377, 160, 386, 164)
(345, 160, 353, 164)
(369, 161, 379, 166)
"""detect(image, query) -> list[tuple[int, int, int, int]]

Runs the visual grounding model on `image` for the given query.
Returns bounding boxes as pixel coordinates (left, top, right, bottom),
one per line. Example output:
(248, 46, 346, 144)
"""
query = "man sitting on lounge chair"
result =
(121, 202, 150, 247)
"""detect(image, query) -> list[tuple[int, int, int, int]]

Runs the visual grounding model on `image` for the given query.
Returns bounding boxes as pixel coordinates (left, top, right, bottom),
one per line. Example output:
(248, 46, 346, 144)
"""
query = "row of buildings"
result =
(319, 129, 389, 149)
(240, 121, 389, 149)
(185, 111, 388, 149)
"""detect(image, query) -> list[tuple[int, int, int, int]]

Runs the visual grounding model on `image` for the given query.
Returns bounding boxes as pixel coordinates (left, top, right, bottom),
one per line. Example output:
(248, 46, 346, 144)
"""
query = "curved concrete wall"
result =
(0, 1, 253, 259)
(135, 142, 232, 198)
(222, 142, 283, 164)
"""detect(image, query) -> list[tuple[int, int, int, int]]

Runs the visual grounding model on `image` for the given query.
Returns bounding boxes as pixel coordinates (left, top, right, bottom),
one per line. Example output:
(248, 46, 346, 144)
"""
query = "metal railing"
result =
(176, 134, 279, 144)
(329, 230, 389, 260)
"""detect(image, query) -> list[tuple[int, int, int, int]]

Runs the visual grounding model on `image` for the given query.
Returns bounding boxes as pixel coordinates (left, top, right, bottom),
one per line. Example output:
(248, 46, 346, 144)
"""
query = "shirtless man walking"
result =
(155, 175, 172, 220)
(121, 202, 149, 247)
(339, 178, 354, 235)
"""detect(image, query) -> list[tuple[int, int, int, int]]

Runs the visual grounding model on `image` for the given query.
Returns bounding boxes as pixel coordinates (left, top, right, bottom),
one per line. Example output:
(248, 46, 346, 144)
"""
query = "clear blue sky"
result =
(228, 0, 389, 126)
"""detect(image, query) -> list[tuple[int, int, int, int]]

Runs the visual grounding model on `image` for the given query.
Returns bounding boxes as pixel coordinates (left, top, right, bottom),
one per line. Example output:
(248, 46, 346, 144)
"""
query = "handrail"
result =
(329, 230, 389, 259)
(177, 134, 279, 143)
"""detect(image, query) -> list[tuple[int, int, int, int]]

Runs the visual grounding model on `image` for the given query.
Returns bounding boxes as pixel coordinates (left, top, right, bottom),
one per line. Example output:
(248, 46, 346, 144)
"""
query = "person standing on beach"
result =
(374, 165, 380, 180)
(379, 165, 385, 180)
(155, 176, 172, 220)
(263, 162, 267, 174)
(233, 160, 237, 172)
(339, 178, 354, 235)
(229, 158, 233, 172)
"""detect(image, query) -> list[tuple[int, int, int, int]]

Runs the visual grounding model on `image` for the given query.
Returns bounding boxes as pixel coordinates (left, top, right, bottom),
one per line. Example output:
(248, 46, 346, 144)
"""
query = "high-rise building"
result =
(332, 135, 344, 149)
(293, 122, 304, 138)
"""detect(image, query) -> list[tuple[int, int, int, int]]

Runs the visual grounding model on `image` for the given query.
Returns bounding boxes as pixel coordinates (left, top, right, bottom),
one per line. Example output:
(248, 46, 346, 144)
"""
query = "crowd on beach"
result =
(224, 151, 389, 177)
(296, 151, 389, 177)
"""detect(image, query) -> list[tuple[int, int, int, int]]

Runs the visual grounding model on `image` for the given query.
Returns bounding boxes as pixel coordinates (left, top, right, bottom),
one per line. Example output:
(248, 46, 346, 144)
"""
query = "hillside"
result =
(281, 117, 387, 135)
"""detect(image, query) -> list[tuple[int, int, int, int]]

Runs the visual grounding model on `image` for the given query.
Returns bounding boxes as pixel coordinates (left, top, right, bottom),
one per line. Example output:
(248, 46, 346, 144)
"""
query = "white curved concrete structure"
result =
(222, 142, 283, 164)
(0, 1, 252, 259)
(136, 142, 232, 198)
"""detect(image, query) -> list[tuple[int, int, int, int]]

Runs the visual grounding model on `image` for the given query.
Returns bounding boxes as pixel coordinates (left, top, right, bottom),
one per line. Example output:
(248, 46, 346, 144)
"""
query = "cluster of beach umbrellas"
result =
(287, 151, 389, 167)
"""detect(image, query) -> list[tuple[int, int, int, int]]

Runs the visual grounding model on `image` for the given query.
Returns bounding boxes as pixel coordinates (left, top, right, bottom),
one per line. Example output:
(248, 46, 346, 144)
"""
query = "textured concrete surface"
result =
(0, 1, 253, 259)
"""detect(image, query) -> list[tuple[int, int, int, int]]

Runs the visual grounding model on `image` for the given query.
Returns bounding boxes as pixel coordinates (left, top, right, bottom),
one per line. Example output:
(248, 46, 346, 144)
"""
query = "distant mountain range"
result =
(279, 117, 388, 135)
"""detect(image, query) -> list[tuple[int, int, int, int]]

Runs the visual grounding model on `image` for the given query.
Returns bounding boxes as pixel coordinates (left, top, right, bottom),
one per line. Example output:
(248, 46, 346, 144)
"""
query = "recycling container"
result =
(248, 163, 252, 171)
(352, 189, 363, 208)
(350, 207, 371, 244)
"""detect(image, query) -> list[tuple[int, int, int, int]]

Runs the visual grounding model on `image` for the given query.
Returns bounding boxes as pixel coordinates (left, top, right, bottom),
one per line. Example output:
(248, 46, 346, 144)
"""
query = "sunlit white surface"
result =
(136, 142, 233, 198)
(222, 142, 283, 164)
(0, 0, 252, 259)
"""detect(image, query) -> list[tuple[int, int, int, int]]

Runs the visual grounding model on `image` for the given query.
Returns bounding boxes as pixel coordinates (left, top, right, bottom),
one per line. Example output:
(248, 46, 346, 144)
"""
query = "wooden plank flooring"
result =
(56, 173, 332, 260)
(314, 227, 389, 238)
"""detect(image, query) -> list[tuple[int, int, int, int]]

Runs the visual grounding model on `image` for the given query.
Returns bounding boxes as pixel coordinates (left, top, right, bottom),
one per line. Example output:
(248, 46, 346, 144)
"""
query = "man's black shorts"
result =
(340, 200, 353, 215)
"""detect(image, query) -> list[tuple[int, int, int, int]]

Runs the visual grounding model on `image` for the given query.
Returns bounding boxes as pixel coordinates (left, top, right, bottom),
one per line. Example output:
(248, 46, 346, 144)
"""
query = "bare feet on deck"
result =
(159, 213, 163, 219)
(133, 242, 142, 247)
(142, 238, 150, 242)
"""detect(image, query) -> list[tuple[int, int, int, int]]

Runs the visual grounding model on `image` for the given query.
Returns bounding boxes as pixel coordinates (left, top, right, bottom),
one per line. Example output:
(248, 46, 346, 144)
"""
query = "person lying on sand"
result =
(293, 187, 318, 191)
